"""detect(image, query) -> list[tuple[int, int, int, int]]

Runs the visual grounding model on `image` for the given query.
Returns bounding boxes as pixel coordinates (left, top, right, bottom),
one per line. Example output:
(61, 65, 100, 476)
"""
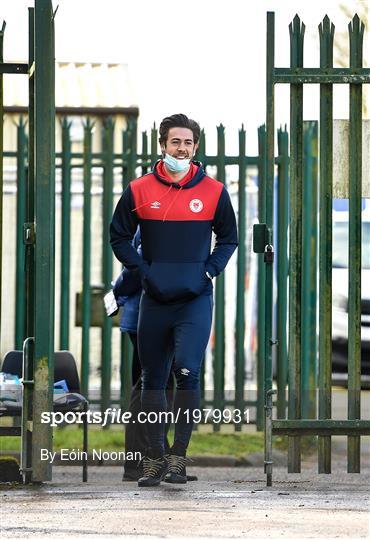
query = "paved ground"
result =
(1, 455, 369, 540)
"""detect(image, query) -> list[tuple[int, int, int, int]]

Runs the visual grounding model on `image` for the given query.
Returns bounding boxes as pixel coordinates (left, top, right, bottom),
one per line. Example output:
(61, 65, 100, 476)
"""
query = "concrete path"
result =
(1, 459, 369, 540)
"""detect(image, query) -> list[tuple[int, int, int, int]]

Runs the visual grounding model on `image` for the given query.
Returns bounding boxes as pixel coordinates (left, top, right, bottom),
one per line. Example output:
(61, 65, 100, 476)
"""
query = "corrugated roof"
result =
(3, 62, 137, 108)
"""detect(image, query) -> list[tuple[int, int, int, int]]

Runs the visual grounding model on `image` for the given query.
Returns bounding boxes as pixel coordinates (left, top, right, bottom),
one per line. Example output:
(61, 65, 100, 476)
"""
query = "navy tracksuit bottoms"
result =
(138, 291, 213, 455)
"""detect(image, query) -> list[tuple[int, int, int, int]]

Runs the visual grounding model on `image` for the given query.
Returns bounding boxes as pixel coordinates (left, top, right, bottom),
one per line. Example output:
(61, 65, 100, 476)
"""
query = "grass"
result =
(0, 455, 22, 482)
(189, 432, 265, 457)
(0, 426, 316, 458)
(0, 426, 265, 457)
(274, 434, 317, 455)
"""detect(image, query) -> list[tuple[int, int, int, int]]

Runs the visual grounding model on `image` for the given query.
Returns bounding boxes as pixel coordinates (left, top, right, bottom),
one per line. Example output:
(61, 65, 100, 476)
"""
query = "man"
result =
(104, 230, 197, 482)
(110, 113, 237, 487)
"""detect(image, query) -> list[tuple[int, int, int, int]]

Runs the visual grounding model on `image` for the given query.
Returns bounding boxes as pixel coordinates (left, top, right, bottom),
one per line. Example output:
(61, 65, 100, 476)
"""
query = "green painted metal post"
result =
(122, 128, 129, 189)
(347, 14, 364, 473)
(265, 12, 276, 486)
(257, 125, 266, 432)
(309, 123, 318, 420)
(31, 0, 55, 482)
(276, 127, 289, 419)
(301, 122, 318, 420)
(101, 117, 114, 413)
(21, 7, 35, 484)
(141, 130, 148, 175)
(15, 119, 27, 349)
(119, 126, 131, 406)
(287, 14, 305, 474)
(265, 32, 275, 401)
(213, 124, 226, 432)
(301, 122, 311, 409)
(127, 117, 138, 180)
(318, 15, 334, 474)
(81, 120, 93, 398)
(60, 118, 72, 350)
(150, 123, 158, 166)
(235, 125, 246, 431)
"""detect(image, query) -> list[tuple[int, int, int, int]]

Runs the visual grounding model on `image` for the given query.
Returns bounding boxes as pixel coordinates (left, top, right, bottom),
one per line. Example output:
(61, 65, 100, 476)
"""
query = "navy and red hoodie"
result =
(110, 160, 238, 304)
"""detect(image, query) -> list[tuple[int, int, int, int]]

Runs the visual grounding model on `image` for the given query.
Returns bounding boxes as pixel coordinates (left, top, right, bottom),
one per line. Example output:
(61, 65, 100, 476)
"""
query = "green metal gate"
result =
(0, 0, 55, 483)
(262, 11, 370, 486)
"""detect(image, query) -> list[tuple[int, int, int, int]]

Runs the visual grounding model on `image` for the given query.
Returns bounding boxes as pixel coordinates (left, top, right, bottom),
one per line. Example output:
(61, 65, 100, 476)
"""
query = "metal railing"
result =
(4, 115, 289, 431)
(263, 11, 370, 486)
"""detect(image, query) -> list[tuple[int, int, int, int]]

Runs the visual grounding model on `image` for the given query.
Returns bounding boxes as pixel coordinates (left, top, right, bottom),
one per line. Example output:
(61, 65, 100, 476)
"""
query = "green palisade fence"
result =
(5, 117, 297, 431)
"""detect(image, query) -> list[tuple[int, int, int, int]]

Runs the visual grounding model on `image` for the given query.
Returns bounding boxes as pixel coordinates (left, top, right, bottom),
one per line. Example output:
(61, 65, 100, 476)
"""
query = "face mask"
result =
(163, 153, 191, 173)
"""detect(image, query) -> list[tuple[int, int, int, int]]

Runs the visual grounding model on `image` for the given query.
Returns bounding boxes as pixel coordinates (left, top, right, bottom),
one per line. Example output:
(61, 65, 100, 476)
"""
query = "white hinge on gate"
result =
(23, 223, 36, 245)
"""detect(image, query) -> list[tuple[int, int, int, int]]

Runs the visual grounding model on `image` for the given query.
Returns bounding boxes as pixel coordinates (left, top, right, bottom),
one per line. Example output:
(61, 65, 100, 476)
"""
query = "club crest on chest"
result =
(189, 199, 203, 213)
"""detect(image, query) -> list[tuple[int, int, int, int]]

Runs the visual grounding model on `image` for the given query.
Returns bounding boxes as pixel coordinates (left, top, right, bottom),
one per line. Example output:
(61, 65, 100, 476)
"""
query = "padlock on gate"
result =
(264, 244, 274, 263)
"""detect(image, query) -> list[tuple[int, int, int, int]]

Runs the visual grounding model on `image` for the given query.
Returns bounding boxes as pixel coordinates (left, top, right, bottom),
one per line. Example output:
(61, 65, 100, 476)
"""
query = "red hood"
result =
(156, 160, 199, 187)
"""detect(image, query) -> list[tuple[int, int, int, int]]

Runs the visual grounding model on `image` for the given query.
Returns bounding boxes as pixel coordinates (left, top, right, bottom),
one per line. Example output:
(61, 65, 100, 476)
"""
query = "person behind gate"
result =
(110, 113, 238, 487)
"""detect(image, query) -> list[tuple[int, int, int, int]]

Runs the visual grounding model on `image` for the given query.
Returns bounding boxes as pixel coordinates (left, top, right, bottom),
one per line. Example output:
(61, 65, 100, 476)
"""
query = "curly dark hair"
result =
(159, 113, 201, 146)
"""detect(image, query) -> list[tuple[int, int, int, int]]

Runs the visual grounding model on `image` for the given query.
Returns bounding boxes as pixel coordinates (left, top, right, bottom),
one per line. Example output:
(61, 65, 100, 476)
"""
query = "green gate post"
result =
(318, 15, 334, 474)
(264, 12, 276, 486)
(235, 125, 246, 431)
(301, 122, 318, 420)
(256, 125, 266, 432)
(276, 127, 289, 419)
(213, 124, 226, 432)
(347, 15, 364, 473)
(60, 118, 72, 350)
(287, 15, 305, 474)
(81, 120, 93, 398)
(101, 117, 114, 414)
(15, 119, 27, 349)
(21, 7, 35, 484)
(31, 0, 55, 482)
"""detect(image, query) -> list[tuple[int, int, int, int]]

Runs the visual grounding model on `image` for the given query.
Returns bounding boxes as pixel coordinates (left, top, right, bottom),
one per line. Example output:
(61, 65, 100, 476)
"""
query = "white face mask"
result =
(163, 153, 191, 173)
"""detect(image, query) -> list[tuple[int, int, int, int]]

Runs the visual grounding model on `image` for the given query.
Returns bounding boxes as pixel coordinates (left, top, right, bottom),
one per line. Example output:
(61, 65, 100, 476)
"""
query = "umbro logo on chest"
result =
(149, 198, 204, 212)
